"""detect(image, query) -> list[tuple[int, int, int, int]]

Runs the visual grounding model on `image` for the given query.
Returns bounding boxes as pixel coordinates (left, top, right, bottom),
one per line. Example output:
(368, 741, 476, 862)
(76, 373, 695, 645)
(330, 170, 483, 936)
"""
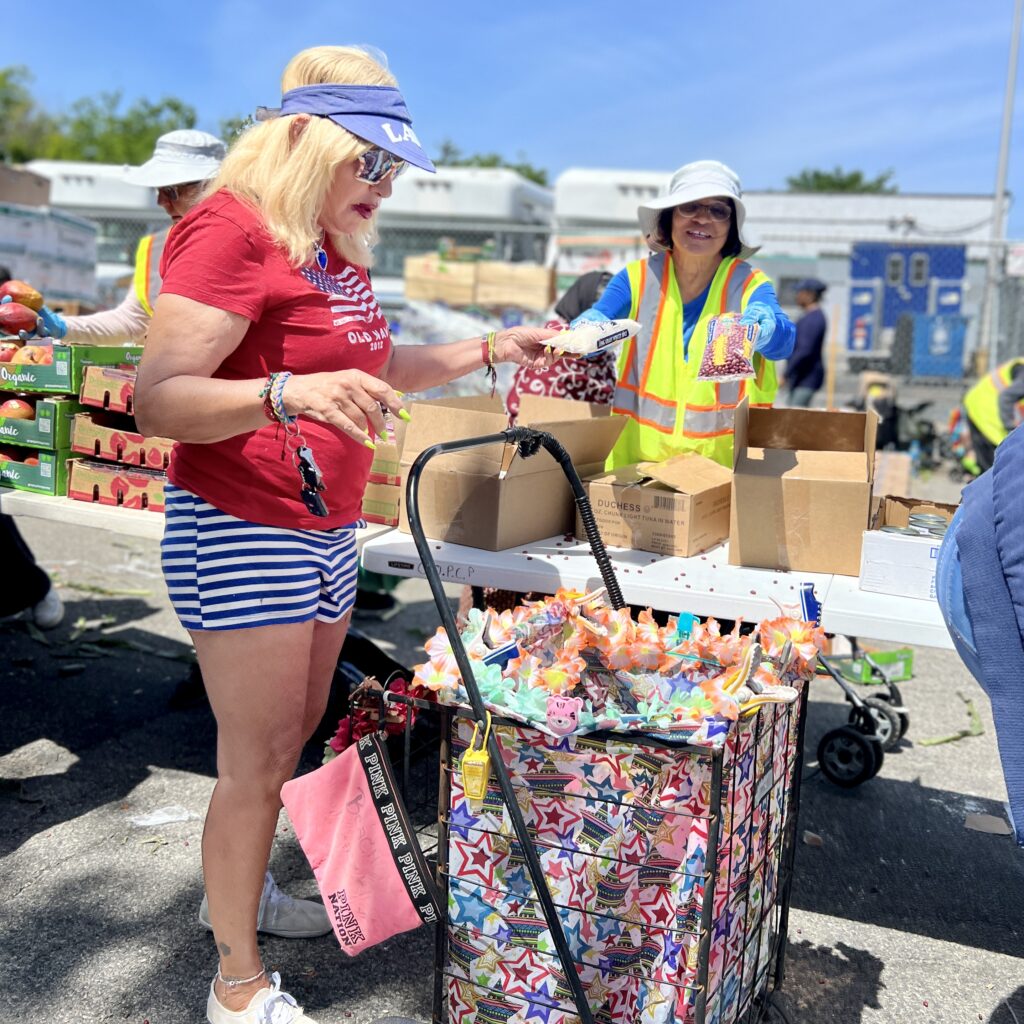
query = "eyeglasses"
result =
(356, 147, 406, 186)
(675, 200, 732, 223)
(157, 181, 202, 202)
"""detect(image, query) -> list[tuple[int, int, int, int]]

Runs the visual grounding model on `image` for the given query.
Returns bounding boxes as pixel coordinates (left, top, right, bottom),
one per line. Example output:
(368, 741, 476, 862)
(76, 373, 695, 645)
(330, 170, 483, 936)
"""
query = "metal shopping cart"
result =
(382, 426, 812, 1024)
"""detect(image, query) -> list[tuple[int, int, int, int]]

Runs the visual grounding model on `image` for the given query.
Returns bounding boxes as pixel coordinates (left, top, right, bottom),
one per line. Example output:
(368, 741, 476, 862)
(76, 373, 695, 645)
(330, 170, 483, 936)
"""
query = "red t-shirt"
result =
(158, 191, 391, 529)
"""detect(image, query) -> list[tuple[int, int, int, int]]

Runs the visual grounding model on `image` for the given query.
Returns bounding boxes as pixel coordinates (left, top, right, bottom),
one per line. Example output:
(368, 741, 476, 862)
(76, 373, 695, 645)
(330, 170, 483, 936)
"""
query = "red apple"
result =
(22, 456, 39, 466)
(0, 280, 44, 312)
(11, 345, 53, 365)
(0, 398, 35, 420)
(0, 301, 39, 336)
(0, 343, 19, 363)
(0, 446, 20, 462)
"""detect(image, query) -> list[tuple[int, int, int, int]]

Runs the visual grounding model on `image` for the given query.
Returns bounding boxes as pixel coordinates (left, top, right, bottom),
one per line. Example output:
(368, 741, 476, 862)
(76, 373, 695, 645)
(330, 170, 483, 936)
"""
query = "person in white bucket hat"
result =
(30, 129, 227, 344)
(574, 159, 796, 469)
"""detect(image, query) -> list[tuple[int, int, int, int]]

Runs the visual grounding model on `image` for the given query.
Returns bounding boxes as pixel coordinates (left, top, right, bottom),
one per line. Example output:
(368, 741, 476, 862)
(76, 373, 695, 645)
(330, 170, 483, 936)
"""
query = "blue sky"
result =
(10, 0, 1024, 233)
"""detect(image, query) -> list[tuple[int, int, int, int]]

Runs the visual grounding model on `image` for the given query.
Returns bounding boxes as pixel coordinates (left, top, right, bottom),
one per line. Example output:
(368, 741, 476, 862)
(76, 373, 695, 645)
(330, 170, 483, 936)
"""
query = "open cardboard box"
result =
(67, 458, 166, 512)
(397, 394, 624, 550)
(0, 344, 142, 394)
(576, 452, 731, 557)
(859, 495, 959, 600)
(0, 396, 83, 449)
(729, 399, 877, 576)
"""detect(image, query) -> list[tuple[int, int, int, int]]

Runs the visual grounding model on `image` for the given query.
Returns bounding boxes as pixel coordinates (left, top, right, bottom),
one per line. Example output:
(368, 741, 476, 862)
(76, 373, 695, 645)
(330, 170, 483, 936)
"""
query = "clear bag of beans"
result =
(696, 313, 759, 382)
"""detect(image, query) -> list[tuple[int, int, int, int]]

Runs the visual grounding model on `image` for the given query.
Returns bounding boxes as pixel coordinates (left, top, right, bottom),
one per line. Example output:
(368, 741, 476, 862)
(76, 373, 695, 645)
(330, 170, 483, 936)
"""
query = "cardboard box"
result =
(729, 400, 877, 576)
(403, 254, 477, 306)
(67, 458, 166, 512)
(872, 450, 912, 496)
(0, 166, 51, 207)
(397, 394, 624, 550)
(0, 344, 142, 395)
(475, 262, 555, 312)
(362, 480, 401, 526)
(0, 448, 73, 496)
(858, 495, 959, 600)
(79, 365, 137, 415)
(71, 412, 174, 470)
(0, 396, 83, 449)
(575, 453, 732, 557)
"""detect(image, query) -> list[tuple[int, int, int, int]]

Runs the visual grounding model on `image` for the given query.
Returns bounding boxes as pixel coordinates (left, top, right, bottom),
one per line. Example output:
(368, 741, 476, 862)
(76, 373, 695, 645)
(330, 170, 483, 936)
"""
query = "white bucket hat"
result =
(122, 129, 227, 188)
(637, 159, 758, 257)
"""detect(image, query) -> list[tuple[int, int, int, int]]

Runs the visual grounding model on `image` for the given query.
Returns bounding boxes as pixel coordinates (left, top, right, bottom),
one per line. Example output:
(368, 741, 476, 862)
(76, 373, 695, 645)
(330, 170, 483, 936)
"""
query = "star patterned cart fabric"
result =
(408, 592, 817, 1024)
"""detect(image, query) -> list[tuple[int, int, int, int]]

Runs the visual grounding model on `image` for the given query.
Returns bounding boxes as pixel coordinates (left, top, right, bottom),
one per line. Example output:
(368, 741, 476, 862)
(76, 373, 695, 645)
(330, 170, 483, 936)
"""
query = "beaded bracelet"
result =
(481, 331, 498, 398)
(258, 373, 280, 423)
(270, 371, 296, 425)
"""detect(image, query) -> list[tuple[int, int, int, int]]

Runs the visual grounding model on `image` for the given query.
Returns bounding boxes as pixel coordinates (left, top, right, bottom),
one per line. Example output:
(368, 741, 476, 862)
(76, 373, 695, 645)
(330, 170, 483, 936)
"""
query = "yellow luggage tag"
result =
(461, 711, 493, 801)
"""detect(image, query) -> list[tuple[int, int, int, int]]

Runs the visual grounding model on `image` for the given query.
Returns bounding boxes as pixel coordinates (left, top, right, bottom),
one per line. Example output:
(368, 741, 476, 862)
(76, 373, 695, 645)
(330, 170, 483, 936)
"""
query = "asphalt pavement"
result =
(2, 512, 1022, 1024)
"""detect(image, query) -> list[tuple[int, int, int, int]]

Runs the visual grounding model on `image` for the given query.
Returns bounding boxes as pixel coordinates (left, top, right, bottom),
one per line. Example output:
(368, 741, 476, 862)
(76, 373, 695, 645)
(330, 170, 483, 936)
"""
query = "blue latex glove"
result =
(569, 308, 610, 328)
(740, 301, 776, 351)
(34, 305, 68, 341)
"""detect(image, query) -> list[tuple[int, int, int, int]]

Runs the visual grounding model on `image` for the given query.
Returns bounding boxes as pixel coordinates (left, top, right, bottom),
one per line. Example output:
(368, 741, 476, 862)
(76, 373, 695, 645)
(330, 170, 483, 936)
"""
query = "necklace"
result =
(313, 234, 328, 271)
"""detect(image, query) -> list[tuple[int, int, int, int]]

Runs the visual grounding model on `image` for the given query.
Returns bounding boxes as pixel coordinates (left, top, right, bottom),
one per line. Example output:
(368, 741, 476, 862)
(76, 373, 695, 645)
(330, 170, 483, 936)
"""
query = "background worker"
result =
(568, 160, 796, 469)
(961, 356, 1024, 474)
(784, 277, 828, 407)
(30, 130, 226, 344)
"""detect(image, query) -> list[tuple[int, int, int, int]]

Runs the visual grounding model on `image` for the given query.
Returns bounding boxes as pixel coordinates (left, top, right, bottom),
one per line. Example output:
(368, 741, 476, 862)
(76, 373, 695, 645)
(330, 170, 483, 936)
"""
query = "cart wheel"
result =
(851, 697, 903, 752)
(872, 685, 911, 739)
(817, 727, 878, 787)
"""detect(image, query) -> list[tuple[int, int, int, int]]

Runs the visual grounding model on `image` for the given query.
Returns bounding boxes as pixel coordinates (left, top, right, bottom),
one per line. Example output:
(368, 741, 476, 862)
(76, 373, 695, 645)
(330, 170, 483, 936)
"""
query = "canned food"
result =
(927, 527, 948, 537)
(880, 525, 920, 536)
(909, 514, 948, 525)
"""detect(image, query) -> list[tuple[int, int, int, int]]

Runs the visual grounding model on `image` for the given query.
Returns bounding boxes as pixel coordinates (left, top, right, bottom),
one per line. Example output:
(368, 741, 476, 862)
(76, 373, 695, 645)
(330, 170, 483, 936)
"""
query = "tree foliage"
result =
(435, 138, 548, 186)
(0, 65, 198, 165)
(786, 166, 898, 194)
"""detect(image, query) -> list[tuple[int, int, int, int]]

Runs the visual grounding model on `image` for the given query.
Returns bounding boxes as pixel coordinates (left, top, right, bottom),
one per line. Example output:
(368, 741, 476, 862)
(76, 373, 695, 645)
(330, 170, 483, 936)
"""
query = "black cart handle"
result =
(405, 427, 624, 1024)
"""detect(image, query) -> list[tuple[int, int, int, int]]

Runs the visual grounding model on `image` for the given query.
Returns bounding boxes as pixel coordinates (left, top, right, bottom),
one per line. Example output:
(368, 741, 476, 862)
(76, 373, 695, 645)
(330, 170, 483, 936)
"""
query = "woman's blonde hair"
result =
(209, 46, 396, 267)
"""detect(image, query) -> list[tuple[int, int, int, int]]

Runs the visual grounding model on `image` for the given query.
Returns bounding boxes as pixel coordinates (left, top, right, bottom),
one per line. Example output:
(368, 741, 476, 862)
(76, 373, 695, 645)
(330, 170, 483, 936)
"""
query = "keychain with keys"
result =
(460, 711, 493, 802)
(283, 423, 329, 518)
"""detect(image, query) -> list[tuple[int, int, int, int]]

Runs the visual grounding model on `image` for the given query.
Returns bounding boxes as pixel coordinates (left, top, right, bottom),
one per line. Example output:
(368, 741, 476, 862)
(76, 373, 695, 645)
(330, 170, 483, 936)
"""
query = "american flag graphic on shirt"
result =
(300, 264, 388, 338)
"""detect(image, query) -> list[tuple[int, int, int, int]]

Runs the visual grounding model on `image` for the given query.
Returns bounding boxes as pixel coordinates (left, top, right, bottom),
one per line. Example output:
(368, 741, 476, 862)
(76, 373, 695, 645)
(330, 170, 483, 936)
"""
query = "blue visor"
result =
(271, 84, 435, 173)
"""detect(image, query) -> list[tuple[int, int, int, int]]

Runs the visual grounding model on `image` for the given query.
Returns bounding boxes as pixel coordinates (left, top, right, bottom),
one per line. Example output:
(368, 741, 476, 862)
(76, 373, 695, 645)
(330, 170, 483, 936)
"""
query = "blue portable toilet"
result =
(847, 243, 966, 352)
(909, 314, 967, 378)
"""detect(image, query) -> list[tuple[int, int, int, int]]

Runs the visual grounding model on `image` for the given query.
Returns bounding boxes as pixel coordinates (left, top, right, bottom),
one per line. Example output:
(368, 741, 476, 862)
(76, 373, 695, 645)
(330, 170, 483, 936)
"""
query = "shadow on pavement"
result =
(773, 939, 884, 1022)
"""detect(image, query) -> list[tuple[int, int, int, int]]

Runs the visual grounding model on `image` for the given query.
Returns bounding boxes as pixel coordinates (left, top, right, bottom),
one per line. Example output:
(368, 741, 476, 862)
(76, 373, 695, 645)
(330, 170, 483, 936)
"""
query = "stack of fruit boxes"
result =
(67, 365, 170, 513)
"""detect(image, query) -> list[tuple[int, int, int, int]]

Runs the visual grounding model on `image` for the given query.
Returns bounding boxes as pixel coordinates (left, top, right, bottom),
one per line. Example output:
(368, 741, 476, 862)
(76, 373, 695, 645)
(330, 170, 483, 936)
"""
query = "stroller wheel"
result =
(872, 685, 911, 738)
(851, 697, 903, 751)
(817, 726, 879, 787)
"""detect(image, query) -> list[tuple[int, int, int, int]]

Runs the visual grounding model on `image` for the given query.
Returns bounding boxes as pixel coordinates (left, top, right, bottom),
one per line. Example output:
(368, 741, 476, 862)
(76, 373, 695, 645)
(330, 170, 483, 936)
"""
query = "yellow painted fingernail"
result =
(398, 409, 412, 422)
(363, 438, 377, 450)
(394, 390, 405, 398)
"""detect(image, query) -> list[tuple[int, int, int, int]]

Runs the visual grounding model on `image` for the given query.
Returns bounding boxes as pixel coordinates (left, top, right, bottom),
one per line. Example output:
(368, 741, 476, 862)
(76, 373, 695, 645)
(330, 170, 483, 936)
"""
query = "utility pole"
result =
(980, 0, 1023, 373)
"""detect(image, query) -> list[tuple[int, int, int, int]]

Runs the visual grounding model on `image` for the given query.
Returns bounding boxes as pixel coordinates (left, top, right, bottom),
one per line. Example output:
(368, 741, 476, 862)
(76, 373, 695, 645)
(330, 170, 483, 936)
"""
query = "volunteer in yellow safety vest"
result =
(571, 161, 796, 469)
(29, 130, 226, 344)
(962, 357, 1024, 473)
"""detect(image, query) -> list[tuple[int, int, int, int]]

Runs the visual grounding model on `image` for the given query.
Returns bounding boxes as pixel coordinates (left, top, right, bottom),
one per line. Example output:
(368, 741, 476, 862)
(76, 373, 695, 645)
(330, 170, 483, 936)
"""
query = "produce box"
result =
(858, 495, 959, 600)
(474, 261, 555, 312)
(576, 453, 731, 557)
(0, 448, 73, 496)
(79, 365, 137, 415)
(67, 458, 166, 512)
(367, 439, 401, 485)
(403, 254, 477, 306)
(0, 343, 142, 394)
(729, 400, 877, 576)
(361, 480, 400, 526)
(71, 412, 174, 470)
(0, 396, 83, 449)
(398, 394, 623, 550)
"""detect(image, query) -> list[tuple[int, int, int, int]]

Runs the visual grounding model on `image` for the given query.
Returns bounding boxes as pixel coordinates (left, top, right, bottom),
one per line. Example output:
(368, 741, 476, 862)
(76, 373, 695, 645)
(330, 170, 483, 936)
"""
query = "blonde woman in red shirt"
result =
(135, 45, 556, 1024)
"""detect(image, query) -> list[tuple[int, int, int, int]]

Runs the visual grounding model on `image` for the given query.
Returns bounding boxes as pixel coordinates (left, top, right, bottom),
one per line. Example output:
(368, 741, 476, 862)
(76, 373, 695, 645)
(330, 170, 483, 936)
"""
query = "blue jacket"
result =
(954, 425, 1024, 845)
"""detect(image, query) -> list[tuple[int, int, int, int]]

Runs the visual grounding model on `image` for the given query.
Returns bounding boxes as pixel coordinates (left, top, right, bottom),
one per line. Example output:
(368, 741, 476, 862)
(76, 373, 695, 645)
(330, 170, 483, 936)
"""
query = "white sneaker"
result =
(199, 871, 331, 939)
(32, 585, 64, 630)
(207, 971, 317, 1023)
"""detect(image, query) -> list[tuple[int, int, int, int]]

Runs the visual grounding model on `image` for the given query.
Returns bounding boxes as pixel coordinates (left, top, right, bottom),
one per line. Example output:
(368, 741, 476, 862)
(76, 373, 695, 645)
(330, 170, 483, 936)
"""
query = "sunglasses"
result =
(675, 200, 732, 223)
(356, 147, 406, 185)
(157, 181, 202, 202)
